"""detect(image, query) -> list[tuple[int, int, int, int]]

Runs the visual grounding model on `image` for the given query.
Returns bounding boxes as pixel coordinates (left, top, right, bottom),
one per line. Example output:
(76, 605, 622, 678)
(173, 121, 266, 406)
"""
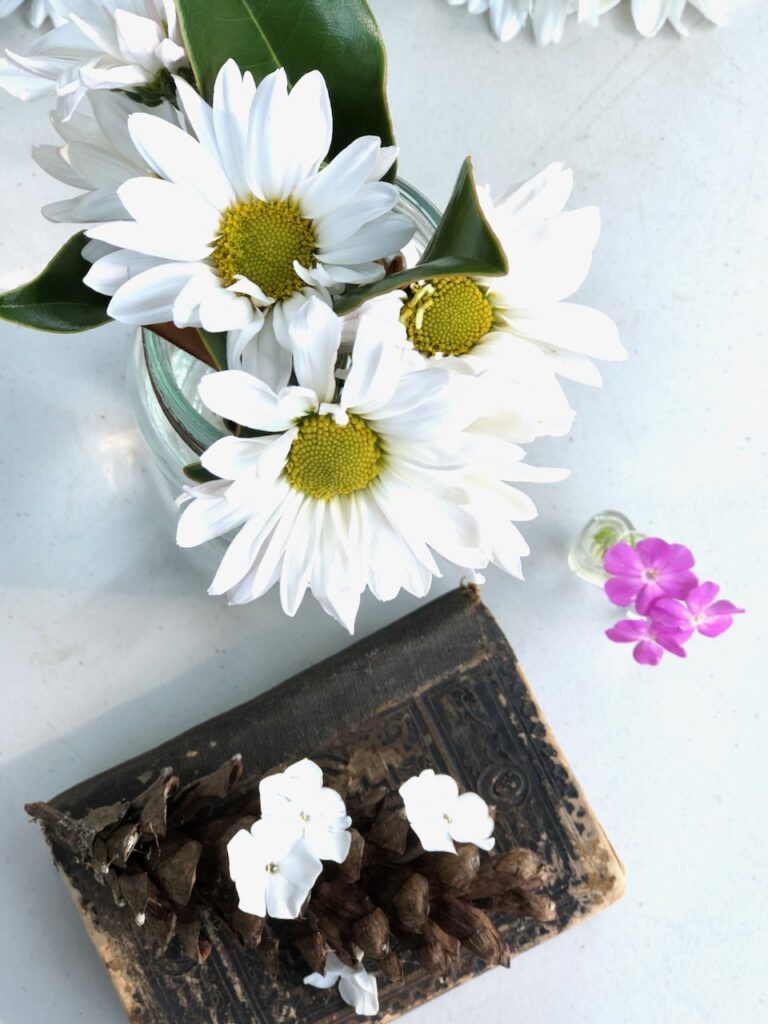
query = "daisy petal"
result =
(238, 315, 293, 391)
(128, 112, 234, 210)
(283, 295, 340, 403)
(201, 371, 304, 432)
(511, 303, 625, 361)
(318, 212, 414, 265)
(107, 262, 199, 325)
(297, 136, 382, 220)
(285, 69, 332, 178)
(200, 435, 273, 480)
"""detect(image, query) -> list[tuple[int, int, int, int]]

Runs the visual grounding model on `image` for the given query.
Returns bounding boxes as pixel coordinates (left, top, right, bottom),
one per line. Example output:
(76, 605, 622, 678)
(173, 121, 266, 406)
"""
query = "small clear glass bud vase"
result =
(568, 510, 645, 586)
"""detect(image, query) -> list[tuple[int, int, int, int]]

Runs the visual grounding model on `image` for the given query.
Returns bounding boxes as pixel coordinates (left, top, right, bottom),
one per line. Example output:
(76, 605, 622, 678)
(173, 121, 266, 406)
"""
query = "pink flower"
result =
(605, 617, 692, 666)
(604, 538, 698, 615)
(651, 582, 745, 639)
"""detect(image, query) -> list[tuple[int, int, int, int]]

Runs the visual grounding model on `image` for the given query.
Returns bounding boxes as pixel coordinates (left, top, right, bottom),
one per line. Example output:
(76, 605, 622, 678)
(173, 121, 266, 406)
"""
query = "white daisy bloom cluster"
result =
(23, 57, 614, 631)
(0, 0, 187, 116)
(2, 0, 623, 632)
(447, 0, 727, 41)
(630, 0, 728, 36)
(32, 89, 179, 223)
(176, 295, 567, 632)
(0, 0, 65, 28)
(83, 60, 411, 389)
(396, 162, 625, 445)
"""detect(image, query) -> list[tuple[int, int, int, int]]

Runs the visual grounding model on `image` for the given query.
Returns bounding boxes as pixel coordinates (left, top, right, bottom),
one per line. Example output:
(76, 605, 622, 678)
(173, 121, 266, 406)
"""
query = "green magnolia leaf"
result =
(175, 0, 395, 173)
(335, 155, 505, 313)
(198, 328, 228, 371)
(183, 461, 217, 484)
(0, 232, 110, 332)
(335, 158, 508, 314)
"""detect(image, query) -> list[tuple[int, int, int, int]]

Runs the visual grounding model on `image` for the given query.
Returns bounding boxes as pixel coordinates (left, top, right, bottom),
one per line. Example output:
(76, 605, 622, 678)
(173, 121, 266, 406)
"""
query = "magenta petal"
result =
(650, 599, 691, 628)
(659, 570, 699, 600)
(664, 543, 696, 572)
(687, 581, 719, 612)
(698, 617, 733, 638)
(656, 633, 689, 657)
(605, 576, 642, 608)
(636, 537, 670, 568)
(604, 542, 643, 575)
(606, 619, 647, 643)
(707, 600, 744, 616)
(636, 582, 665, 615)
(633, 639, 663, 666)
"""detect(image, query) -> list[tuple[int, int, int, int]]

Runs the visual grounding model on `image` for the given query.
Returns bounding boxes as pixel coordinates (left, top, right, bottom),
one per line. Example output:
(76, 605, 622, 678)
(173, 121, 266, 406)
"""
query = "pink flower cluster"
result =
(603, 538, 744, 666)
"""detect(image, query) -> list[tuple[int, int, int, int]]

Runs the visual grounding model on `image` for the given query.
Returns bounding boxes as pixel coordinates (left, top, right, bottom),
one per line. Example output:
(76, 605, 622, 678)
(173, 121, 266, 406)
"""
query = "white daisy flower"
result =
(304, 952, 379, 1017)
(445, 0, 620, 44)
(259, 759, 352, 865)
(630, 0, 728, 36)
(227, 817, 322, 920)
(396, 163, 623, 442)
(175, 297, 565, 628)
(399, 769, 495, 853)
(176, 296, 560, 632)
(0, 0, 66, 28)
(32, 89, 178, 224)
(0, 0, 187, 117)
(84, 60, 413, 390)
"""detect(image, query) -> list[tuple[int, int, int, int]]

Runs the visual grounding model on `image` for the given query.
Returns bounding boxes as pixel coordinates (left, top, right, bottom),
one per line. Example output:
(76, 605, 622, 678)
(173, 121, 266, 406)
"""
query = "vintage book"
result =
(28, 587, 624, 1023)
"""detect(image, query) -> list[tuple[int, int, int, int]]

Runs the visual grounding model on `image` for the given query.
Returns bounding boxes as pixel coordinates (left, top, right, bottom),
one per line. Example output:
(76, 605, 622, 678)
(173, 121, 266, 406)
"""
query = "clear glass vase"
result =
(568, 510, 645, 586)
(127, 179, 442, 536)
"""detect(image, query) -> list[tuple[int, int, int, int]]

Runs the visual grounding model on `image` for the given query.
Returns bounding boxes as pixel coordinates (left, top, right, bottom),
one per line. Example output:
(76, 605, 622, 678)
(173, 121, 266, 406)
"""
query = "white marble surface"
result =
(0, 3, 766, 1022)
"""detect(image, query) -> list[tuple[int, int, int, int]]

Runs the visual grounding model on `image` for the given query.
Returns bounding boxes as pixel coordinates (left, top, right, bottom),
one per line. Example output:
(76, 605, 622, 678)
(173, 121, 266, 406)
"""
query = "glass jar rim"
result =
(142, 177, 441, 457)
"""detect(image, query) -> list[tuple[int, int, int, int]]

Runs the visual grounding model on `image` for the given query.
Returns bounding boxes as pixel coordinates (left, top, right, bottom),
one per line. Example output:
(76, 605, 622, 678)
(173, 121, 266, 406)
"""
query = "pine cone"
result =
(393, 872, 430, 932)
(27, 754, 558, 998)
(431, 895, 509, 967)
(422, 845, 481, 892)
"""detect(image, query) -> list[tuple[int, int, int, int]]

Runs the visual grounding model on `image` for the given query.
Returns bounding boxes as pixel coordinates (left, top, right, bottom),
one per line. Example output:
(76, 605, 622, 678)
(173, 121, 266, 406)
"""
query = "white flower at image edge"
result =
(445, 0, 621, 44)
(84, 60, 412, 390)
(304, 952, 379, 1017)
(227, 817, 322, 919)
(477, 163, 625, 387)
(0, 0, 66, 28)
(0, 0, 187, 116)
(630, 0, 728, 36)
(259, 758, 352, 864)
(399, 769, 495, 853)
(32, 89, 179, 224)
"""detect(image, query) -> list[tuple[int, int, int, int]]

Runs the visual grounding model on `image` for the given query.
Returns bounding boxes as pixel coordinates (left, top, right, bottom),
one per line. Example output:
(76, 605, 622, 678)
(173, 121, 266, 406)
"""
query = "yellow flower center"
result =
(401, 275, 494, 357)
(212, 198, 317, 301)
(285, 413, 382, 501)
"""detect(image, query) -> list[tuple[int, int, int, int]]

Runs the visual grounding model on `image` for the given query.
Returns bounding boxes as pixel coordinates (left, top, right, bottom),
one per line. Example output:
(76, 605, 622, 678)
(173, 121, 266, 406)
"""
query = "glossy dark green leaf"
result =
(0, 232, 110, 332)
(335, 159, 508, 314)
(175, 0, 395, 172)
(183, 461, 218, 485)
(198, 328, 228, 371)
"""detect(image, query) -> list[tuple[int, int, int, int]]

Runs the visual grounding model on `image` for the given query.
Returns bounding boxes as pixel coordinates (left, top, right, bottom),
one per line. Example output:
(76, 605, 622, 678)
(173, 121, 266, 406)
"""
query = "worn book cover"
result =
(29, 588, 624, 1022)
